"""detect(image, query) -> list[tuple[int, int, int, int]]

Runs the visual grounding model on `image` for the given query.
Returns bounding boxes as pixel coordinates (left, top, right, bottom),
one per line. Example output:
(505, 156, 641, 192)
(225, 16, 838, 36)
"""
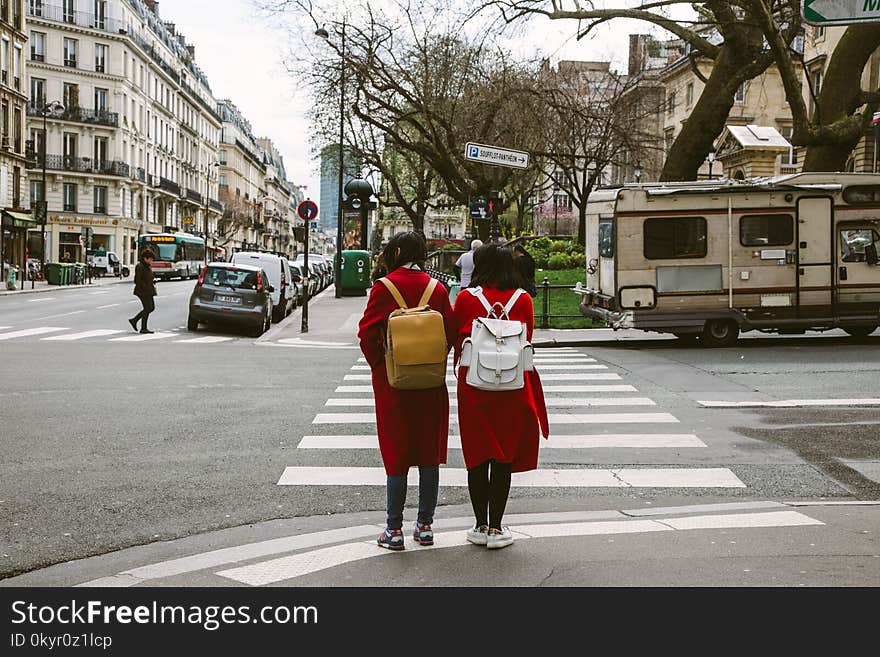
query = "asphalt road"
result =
(1, 284, 879, 580)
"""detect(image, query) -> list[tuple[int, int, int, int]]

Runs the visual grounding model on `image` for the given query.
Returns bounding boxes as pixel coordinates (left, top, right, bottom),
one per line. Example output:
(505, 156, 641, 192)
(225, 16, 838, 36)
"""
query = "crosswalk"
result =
(277, 346, 747, 491)
(0, 325, 238, 344)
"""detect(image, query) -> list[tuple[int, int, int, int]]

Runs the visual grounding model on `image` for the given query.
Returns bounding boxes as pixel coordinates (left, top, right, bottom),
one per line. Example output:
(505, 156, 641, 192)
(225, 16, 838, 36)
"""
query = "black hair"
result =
(380, 231, 427, 273)
(140, 248, 155, 263)
(469, 244, 525, 291)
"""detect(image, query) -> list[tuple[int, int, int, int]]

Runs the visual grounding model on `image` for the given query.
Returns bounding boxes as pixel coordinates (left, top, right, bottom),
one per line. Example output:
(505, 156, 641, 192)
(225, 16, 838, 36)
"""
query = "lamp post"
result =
(39, 100, 65, 272)
(707, 146, 716, 179)
(634, 161, 643, 184)
(204, 161, 219, 267)
(552, 182, 560, 236)
(316, 18, 346, 299)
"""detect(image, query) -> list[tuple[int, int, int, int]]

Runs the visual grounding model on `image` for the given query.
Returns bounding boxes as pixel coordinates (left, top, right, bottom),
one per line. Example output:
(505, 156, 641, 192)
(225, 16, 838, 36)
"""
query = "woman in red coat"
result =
(358, 232, 457, 551)
(453, 243, 549, 549)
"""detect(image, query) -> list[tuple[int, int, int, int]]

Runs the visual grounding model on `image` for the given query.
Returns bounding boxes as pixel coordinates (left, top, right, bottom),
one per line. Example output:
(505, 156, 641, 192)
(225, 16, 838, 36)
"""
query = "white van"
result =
(230, 251, 295, 322)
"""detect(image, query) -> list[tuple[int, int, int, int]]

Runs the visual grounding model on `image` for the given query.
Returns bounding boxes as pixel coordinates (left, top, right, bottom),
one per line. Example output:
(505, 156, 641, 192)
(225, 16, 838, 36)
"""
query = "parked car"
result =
(293, 257, 322, 297)
(188, 263, 274, 337)
(230, 251, 295, 322)
(290, 264, 305, 304)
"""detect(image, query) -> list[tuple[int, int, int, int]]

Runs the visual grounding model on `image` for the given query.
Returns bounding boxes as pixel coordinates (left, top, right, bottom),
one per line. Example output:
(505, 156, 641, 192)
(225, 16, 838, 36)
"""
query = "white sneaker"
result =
(466, 525, 489, 545)
(486, 526, 514, 549)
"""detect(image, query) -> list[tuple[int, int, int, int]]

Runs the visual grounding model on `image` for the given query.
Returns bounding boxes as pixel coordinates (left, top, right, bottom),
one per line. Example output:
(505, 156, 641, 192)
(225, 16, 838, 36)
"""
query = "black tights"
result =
(467, 460, 512, 530)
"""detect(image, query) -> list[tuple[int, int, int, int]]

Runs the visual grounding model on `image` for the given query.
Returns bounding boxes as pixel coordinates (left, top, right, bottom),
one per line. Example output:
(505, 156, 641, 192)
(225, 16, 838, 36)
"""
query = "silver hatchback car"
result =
(188, 263, 275, 337)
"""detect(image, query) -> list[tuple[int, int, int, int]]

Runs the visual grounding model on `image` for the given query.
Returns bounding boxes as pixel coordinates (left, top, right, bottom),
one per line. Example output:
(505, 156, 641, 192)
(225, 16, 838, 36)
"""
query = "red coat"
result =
(453, 286, 550, 473)
(358, 267, 457, 476)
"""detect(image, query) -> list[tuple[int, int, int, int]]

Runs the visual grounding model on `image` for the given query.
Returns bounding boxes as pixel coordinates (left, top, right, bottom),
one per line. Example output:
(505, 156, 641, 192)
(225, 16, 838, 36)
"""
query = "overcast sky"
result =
(159, 1, 658, 201)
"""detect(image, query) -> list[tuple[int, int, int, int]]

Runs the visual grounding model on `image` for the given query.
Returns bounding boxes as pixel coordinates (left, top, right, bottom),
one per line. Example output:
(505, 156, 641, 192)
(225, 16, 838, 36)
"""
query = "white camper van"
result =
(576, 173, 880, 346)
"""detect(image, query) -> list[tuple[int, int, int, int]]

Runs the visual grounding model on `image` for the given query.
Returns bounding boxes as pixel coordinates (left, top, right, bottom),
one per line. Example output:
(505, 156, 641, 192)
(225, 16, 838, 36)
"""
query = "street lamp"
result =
(38, 100, 65, 272)
(204, 161, 220, 266)
(552, 182, 560, 237)
(707, 146, 716, 179)
(316, 19, 346, 299)
(634, 161, 643, 184)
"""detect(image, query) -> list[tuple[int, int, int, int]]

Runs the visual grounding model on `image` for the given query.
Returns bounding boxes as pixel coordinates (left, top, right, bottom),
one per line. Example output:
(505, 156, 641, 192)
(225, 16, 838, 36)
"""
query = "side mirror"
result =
(268, 285, 275, 293)
(867, 243, 878, 266)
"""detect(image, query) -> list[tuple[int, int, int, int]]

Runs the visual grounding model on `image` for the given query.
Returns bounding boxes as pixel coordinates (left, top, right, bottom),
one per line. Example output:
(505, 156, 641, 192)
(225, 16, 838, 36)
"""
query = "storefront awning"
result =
(1, 211, 38, 229)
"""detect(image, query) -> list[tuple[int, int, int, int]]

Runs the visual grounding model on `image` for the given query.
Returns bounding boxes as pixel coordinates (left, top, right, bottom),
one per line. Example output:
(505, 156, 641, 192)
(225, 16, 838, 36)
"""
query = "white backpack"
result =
(459, 287, 534, 391)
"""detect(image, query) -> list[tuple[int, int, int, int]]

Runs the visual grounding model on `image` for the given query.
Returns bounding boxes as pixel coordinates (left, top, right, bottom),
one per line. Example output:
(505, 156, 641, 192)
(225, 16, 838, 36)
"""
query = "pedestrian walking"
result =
(454, 239, 482, 288)
(453, 243, 549, 549)
(358, 232, 457, 551)
(129, 248, 157, 334)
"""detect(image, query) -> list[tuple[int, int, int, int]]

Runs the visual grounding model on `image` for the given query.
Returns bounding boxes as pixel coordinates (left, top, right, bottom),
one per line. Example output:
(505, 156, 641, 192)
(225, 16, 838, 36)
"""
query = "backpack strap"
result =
(417, 278, 440, 307)
(467, 286, 494, 315)
(377, 278, 408, 310)
(503, 289, 527, 316)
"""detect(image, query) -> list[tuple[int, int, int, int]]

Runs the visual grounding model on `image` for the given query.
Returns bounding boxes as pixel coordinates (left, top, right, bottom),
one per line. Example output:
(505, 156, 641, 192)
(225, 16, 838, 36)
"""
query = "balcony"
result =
(28, 103, 119, 128)
(183, 187, 203, 205)
(31, 52, 44, 62)
(209, 199, 223, 212)
(158, 177, 180, 196)
(94, 205, 107, 214)
(131, 167, 146, 184)
(64, 57, 77, 68)
(36, 154, 130, 177)
(28, 2, 124, 34)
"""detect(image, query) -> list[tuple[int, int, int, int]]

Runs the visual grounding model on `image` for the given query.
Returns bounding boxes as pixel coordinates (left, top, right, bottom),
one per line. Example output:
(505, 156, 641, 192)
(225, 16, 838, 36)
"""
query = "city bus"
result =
(576, 172, 880, 346)
(138, 233, 207, 281)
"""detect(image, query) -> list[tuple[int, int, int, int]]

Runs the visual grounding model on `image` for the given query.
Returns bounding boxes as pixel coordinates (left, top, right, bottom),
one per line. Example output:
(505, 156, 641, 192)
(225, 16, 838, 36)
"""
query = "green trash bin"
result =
(336, 250, 372, 296)
(46, 262, 63, 285)
(61, 263, 72, 285)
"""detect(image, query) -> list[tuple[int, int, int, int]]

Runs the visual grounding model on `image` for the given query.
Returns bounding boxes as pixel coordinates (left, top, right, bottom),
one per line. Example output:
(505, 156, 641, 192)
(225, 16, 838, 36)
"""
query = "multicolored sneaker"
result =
(466, 525, 489, 546)
(377, 528, 405, 551)
(413, 522, 434, 546)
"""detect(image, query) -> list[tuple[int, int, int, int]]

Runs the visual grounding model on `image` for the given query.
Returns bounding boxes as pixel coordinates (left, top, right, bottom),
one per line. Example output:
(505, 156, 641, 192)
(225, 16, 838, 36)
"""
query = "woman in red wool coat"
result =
(453, 243, 549, 550)
(357, 232, 457, 552)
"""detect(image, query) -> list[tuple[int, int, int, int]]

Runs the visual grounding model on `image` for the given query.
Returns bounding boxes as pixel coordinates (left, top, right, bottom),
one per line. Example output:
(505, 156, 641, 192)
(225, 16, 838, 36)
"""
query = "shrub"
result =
(549, 240, 569, 253)
(547, 253, 570, 270)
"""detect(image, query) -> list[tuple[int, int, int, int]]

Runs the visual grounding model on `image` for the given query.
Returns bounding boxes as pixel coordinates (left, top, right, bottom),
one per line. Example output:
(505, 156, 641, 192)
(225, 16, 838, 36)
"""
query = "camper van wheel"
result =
(702, 320, 739, 348)
(843, 325, 877, 339)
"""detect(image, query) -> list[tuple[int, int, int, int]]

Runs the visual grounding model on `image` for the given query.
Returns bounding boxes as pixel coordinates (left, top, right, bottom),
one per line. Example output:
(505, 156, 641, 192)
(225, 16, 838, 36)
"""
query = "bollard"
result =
(541, 276, 550, 329)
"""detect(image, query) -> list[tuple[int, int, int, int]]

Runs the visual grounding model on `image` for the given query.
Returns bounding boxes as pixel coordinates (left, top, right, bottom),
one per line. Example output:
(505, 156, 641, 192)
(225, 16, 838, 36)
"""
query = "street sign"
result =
(469, 197, 488, 219)
(297, 200, 318, 221)
(465, 142, 530, 170)
(803, 0, 880, 25)
(182, 215, 194, 225)
(310, 221, 318, 230)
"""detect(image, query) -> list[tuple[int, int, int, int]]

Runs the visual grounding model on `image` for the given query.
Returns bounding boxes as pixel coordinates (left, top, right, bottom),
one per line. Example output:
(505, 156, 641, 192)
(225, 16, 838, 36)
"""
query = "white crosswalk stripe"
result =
(312, 412, 678, 425)
(42, 329, 126, 341)
(342, 372, 621, 381)
(0, 327, 67, 340)
(297, 434, 706, 449)
(333, 384, 639, 393)
(175, 336, 235, 344)
(324, 397, 656, 407)
(109, 332, 176, 342)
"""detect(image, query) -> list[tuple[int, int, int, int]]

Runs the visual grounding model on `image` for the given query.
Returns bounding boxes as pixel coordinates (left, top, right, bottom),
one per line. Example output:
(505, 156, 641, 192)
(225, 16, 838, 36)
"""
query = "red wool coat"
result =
(453, 286, 550, 473)
(357, 267, 457, 476)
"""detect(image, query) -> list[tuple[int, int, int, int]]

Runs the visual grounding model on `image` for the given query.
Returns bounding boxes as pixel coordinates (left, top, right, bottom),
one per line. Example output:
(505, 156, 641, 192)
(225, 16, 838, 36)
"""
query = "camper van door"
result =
(796, 197, 833, 313)
(836, 225, 880, 320)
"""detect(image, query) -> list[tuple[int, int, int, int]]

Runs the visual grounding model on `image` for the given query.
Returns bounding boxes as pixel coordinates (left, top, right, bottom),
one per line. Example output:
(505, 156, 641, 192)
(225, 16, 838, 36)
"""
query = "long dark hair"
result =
(380, 232, 427, 273)
(139, 248, 155, 264)
(469, 244, 525, 291)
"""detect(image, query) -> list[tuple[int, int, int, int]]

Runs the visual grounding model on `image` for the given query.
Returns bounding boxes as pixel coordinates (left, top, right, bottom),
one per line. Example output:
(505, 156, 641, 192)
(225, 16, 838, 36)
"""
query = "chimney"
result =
(164, 22, 176, 36)
(145, 0, 159, 15)
(186, 45, 195, 59)
(628, 34, 646, 76)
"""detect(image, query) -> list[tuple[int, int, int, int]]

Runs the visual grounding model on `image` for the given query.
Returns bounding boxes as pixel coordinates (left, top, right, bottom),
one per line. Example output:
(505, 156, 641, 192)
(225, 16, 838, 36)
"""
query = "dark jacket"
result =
(133, 262, 156, 298)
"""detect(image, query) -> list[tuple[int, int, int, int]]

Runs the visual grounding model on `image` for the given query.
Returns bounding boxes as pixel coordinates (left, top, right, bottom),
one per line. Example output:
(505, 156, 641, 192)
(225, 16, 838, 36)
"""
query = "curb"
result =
(0, 278, 130, 297)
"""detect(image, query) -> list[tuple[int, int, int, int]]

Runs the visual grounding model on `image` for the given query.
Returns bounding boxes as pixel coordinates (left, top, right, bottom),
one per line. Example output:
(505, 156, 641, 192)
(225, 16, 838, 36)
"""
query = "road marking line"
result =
(525, 364, 608, 370)
(26, 310, 87, 322)
(699, 398, 880, 408)
(342, 373, 621, 381)
(109, 332, 176, 342)
(175, 336, 235, 344)
(96, 304, 120, 309)
(25, 297, 55, 303)
(297, 434, 705, 449)
(333, 384, 639, 393)
(43, 329, 125, 341)
(89, 291, 112, 295)
(324, 397, 656, 408)
(533, 358, 598, 363)
(277, 466, 744, 488)
(312, 412, 677, 425)
(0, 327, 67, 340)
(278, 338, 355, 346)
(217, 510, 816, 585)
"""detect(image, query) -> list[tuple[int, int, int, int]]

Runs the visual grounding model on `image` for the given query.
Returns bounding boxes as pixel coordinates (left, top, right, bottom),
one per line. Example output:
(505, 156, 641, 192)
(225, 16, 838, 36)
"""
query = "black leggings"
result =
(132, 295, 155, 330)
(467, 460, 512, 530)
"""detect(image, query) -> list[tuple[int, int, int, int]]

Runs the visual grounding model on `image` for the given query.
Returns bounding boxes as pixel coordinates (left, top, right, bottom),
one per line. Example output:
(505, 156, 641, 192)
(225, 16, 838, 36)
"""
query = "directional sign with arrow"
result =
(465, 142, 530, 170)
(803, 0, 880, 25)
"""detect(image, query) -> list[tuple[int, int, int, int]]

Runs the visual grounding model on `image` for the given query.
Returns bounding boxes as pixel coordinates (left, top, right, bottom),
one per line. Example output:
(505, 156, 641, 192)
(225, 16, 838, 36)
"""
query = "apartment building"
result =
(25, 0, 223, 265)
(217, 99, 265, 254)
(0, 0, 31, 273)
(257, 137, 293, 257)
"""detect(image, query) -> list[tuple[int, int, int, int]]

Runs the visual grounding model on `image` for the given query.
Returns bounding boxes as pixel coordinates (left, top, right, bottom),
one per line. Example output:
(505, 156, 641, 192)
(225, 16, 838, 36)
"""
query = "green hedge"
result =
(526, 238, 584, 270)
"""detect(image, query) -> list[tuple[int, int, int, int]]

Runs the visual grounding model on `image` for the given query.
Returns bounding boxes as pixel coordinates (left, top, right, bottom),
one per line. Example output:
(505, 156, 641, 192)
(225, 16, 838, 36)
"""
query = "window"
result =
(734, 83, 746, 104)
(815, 25, 825, 40)
(30, 32, 45, 62)
(666, 91, 676, 115)
(29, 1, 43, 18)
(63, 38, 77, 68)
(13, 107, 20, 152)
(63, 82, 78, 109)
(598, 220, 614, 258)
(1, 38, 8, 85)
(30, 180, 45, 204)
(63, 0, 74, 23)
(93, 136, 107, 166)
(218, 173, 227, 187)
(13, 166, 20, 207)
(840, 229, 880, 263)
(94, 87, 107, 113)
(644, 216, 708, 259)
(63, 132, 77, 160)
(686, 82, 694, 107)
(13, 44, 20, 90)
(843, 185, 880, 204)
(63, 183, 78, 212)
(95, 44, 107, 73)
(740, 214, 794, 246)
(780, 126, 797, 166)
(30, 77, 44, 108)
(93, 0, 105, 29)
(1, 102, 8, 146)
(94, 186, 107, 214)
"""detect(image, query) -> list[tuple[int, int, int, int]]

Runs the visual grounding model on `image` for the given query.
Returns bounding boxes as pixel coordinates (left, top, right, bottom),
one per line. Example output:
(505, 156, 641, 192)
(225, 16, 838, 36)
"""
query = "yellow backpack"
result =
(378, 277, 449, 390)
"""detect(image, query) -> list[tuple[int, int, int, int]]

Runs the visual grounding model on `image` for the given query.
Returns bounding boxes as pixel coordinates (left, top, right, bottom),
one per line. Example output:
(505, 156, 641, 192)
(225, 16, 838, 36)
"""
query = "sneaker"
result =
(466, 525, 489, 546)
(486, 526, 514, 550)
(413, 522, 434, 546)
(128, 318, 138, 332)
(377, 528, 405, 551)
(139, 328, 154, 334)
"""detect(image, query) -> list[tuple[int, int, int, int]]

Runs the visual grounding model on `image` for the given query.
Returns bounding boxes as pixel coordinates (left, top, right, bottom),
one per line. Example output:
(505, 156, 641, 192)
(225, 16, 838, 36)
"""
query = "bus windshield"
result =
(146, 242, 179, 261)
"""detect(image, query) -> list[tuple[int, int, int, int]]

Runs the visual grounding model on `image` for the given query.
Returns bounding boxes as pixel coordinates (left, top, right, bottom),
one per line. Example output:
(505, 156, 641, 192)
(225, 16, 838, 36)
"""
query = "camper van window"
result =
(842, 186, 880, 204)
(598, 220, 614, 258)
(840, 229, 879, 263)
(740, 214, 794, 247)
(644, 217, 707, 260)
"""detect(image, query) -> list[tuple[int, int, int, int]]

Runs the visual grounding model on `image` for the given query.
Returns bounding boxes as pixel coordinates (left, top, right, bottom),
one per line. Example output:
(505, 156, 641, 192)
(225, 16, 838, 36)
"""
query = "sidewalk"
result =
(0, 273, 130, 297)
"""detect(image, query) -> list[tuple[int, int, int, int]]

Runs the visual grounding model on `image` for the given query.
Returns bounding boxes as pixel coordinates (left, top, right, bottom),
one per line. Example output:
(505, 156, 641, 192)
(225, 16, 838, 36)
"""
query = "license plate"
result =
(215, 295, 241, 304)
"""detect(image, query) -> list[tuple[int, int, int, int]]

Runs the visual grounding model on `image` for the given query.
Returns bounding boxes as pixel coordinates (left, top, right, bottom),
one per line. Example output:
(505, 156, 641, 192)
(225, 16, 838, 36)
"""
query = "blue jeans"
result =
(386, 466, 439, 531)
